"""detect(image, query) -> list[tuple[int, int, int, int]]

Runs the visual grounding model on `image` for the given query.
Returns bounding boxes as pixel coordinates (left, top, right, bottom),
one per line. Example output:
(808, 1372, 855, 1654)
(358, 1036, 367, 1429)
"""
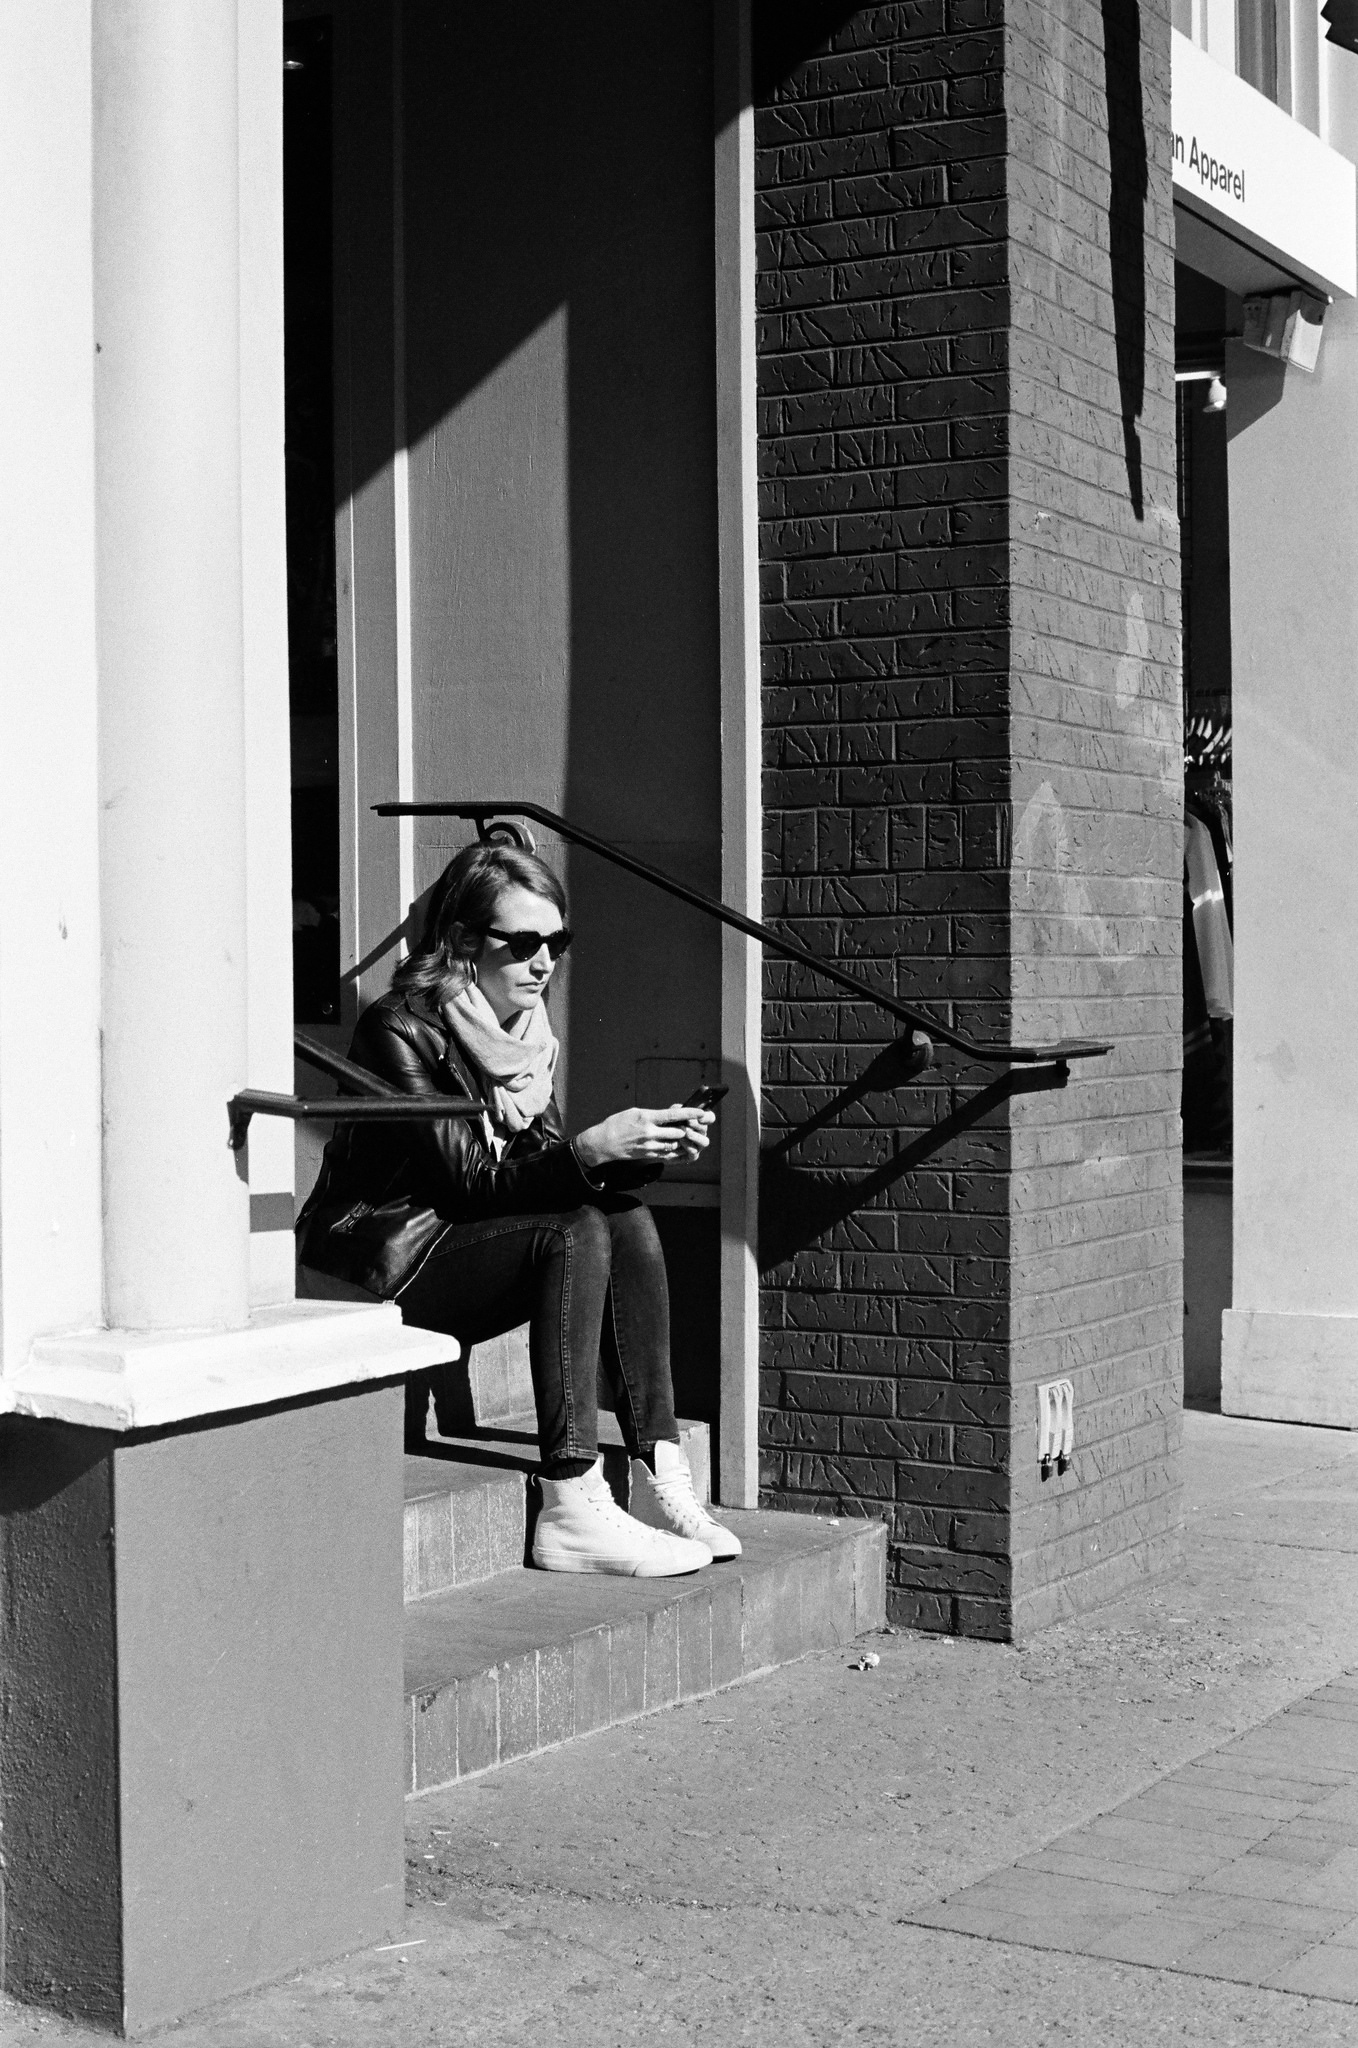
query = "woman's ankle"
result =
(540, 1454, 595, 1482)
(634, 1436, 681, 1475)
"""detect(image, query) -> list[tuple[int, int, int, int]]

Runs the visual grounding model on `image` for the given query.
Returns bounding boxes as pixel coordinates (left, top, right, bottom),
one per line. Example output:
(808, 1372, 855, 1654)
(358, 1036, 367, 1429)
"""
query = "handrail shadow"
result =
(759, 1063, 1068, 1272)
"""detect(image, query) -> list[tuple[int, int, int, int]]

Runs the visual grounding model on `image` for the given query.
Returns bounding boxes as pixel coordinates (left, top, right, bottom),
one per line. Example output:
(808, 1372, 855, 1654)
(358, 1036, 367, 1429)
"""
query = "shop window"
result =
(1236, 0, 1279, 101)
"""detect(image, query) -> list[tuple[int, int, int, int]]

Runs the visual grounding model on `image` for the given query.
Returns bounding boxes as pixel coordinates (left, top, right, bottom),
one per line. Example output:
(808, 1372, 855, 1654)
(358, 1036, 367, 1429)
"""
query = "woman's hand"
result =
(574, 1104, 714, 1171)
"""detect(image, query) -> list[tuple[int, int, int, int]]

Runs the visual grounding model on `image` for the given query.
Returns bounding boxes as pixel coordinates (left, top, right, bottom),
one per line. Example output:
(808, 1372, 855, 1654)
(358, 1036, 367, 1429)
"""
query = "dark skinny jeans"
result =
(395, 1196, 678, 1470)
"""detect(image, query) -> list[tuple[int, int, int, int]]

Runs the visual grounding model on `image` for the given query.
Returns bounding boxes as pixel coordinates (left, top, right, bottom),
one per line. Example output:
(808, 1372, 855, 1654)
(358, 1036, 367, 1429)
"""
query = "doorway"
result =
(1176, 261, 1234, 1408)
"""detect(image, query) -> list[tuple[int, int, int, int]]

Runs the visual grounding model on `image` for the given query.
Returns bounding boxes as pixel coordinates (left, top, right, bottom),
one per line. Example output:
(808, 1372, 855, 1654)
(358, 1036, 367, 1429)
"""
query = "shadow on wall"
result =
(333, 4, 730, 1410)
(1102, 0, 1149, 519)
(749, 0, 865, 98)
(337, 4, 726, 1137)
(759, 1062, 1067, 1274)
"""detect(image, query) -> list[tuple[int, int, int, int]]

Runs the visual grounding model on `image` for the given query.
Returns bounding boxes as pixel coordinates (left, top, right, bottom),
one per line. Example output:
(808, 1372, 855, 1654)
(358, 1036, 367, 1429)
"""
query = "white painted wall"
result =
(1222, 303, 1358, 1421)
(0, 0, 105, 1368)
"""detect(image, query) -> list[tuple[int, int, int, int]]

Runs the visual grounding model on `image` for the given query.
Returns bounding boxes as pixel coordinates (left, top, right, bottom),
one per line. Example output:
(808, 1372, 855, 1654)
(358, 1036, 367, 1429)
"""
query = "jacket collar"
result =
(401, 984, 447, 1031)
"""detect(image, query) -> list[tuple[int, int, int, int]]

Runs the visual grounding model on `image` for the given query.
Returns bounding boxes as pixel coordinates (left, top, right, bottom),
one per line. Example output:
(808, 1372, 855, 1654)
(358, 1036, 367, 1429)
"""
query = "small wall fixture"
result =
(1324, 0, 1358, 56)
(1243, 290, 1328, 373)
(1037, 1378, 1075, 1477)
(1175, 368, 1227, 414)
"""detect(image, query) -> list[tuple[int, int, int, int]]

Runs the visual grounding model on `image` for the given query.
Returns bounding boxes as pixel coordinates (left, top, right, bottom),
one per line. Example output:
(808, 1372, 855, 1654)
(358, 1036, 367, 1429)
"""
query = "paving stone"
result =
(1020, 1847, 1195, 1895)
(1289, 1698, 1358, 1724)
(1270, 1942, 1358, 2001)
(1314, 1784, 1358, 1823)
(1122, 1788, 1291, 1837)
(910, 1896, 1120, 1955)
(1176, 1894, 1351, 1939)
(1143, 1780, 1309, 1822)
(1185, 1762, 1349, 1803)
(1076, 1817, 1238, 1875)
(1082, 1911, 1219, 1969)
(901, 1664, 1358, 1991)
(1201, 1843, 1358, 1909)
(1244, 1829, 1344, 1866)
(1175, 1923, 1323, 1986)
(949, 1866, 1159, 1924)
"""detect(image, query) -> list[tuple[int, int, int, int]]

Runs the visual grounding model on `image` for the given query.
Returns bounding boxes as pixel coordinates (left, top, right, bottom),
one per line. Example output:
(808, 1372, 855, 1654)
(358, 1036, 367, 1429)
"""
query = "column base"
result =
(0, 1302, 457, 2034)
(1222, 1310, 1358, 1427)
(4, 1298, 459, 1430)
(0, 1379, 407, 2036)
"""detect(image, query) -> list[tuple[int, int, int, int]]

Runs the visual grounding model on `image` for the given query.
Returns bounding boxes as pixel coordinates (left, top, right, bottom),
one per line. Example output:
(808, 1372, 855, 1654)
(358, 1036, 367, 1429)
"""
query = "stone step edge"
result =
(405, 1517, 887, 1795)
(403, 1418, 711, 1605)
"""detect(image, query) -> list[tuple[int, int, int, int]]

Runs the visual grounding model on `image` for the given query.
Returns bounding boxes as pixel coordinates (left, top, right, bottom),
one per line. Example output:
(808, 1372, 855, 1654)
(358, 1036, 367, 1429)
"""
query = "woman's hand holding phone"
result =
(574, 1092, 721, 1170)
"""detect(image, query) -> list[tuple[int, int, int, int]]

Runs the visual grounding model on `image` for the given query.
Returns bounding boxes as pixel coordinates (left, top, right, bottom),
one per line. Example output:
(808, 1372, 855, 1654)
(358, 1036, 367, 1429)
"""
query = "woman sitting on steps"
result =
(296, 839, 740, 1578)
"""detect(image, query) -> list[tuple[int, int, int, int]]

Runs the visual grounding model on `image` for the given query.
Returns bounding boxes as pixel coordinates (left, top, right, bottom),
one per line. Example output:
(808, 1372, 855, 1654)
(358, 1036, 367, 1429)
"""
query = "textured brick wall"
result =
(1005, 0, 1180, 1635)
(754, 0, 1180, 1640)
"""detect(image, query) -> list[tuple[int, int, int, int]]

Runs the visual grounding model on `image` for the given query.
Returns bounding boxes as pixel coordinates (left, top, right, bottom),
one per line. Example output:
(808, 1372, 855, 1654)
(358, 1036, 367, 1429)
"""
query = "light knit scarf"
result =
(443, 981, 559, 1140)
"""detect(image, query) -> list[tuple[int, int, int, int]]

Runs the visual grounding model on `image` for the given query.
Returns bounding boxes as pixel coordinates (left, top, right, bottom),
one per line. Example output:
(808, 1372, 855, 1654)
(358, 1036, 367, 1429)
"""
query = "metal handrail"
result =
(227, 1029, 486, 1149)
(373, 799, 1112, 1069)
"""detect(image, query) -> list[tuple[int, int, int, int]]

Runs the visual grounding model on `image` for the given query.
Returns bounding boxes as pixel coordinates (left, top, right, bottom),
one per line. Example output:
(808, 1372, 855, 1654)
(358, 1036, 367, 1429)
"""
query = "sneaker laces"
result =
(645, 1464, 721, 1542)
(581, 1467, 671, 1544)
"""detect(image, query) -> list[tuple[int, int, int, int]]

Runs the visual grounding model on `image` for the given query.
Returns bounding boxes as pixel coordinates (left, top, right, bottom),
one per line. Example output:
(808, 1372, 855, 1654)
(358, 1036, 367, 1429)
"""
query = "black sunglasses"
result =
(477, 924, 574, 962)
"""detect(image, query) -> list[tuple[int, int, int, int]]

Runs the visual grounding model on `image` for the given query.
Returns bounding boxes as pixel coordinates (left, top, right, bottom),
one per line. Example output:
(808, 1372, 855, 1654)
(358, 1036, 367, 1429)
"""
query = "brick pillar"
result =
(754, 1, 1181, 1640)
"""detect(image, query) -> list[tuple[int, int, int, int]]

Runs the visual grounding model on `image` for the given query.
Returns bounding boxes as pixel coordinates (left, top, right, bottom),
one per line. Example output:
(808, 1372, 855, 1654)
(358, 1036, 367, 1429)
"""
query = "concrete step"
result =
(403, 1415, 711, 1603)
(403, 1509, 887, 1794)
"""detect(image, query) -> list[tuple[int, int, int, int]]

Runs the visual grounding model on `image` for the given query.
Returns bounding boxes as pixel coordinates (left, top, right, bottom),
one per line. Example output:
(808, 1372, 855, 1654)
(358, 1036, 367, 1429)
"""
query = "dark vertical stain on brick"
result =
(1102, 0, 1149, 519)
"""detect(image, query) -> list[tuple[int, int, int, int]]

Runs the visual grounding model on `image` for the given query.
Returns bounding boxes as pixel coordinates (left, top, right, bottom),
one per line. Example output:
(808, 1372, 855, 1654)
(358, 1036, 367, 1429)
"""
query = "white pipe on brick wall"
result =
(93, 0, 250, 1330)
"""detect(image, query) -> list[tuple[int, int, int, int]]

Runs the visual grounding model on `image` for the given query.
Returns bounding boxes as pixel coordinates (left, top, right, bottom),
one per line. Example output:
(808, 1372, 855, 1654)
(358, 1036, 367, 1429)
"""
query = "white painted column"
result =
(93, 0, 250, 1331)
(0, 0, 104, 1370)
(715, 0, 761, 1508)
(239, 0, 298, 1306)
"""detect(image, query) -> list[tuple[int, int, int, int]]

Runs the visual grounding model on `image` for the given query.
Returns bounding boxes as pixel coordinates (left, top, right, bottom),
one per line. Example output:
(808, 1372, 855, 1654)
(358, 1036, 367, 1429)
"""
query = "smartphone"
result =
(681, 1084, 730, 1110)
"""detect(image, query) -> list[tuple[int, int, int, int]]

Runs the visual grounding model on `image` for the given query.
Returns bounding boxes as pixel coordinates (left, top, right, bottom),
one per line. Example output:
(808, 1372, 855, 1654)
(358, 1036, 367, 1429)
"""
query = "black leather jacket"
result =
(296, 988, 637, 1298)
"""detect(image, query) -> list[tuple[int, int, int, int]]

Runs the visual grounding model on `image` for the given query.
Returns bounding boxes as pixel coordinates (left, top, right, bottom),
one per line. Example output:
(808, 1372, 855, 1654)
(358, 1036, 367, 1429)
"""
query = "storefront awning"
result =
(1172, 29, 1357, 300)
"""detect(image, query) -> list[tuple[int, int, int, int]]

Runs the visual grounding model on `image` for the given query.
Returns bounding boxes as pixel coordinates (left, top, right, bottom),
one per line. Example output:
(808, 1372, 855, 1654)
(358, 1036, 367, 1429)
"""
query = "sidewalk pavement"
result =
(7, 1408, 1358, 2047)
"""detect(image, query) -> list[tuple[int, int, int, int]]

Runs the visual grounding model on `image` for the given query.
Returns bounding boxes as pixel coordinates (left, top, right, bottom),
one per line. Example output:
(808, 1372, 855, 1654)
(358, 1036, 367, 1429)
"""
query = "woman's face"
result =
(469, 885, 564, 1024)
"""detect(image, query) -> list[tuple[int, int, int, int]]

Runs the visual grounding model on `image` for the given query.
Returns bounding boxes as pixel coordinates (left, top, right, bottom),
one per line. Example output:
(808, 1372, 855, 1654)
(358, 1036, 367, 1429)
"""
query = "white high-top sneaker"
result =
(630, 1439, 743, 1560)
(532, 1457, 710, 1577)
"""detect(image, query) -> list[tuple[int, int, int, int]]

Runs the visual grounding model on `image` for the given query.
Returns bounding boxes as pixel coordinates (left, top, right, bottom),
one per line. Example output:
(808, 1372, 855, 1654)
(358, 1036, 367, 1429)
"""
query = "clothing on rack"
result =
(1185, 812, 1233, 1020)
(1182, 779, 1233, 1154)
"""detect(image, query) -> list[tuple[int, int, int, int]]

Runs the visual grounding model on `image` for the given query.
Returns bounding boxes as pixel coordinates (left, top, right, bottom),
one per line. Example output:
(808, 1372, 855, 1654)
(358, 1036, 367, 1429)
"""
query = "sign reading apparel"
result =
(1171, 30, 1357, 299)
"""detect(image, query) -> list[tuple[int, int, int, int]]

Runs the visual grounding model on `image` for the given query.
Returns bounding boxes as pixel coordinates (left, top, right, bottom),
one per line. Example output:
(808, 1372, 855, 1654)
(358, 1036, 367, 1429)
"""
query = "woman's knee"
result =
(553, 1204, 613, 1274)
(604, 1198, 665, 1271)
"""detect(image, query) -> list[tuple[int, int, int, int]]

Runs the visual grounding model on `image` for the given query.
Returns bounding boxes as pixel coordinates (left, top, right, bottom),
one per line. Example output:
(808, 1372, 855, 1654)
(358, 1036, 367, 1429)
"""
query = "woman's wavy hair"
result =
(391, 839, 567, 1006)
